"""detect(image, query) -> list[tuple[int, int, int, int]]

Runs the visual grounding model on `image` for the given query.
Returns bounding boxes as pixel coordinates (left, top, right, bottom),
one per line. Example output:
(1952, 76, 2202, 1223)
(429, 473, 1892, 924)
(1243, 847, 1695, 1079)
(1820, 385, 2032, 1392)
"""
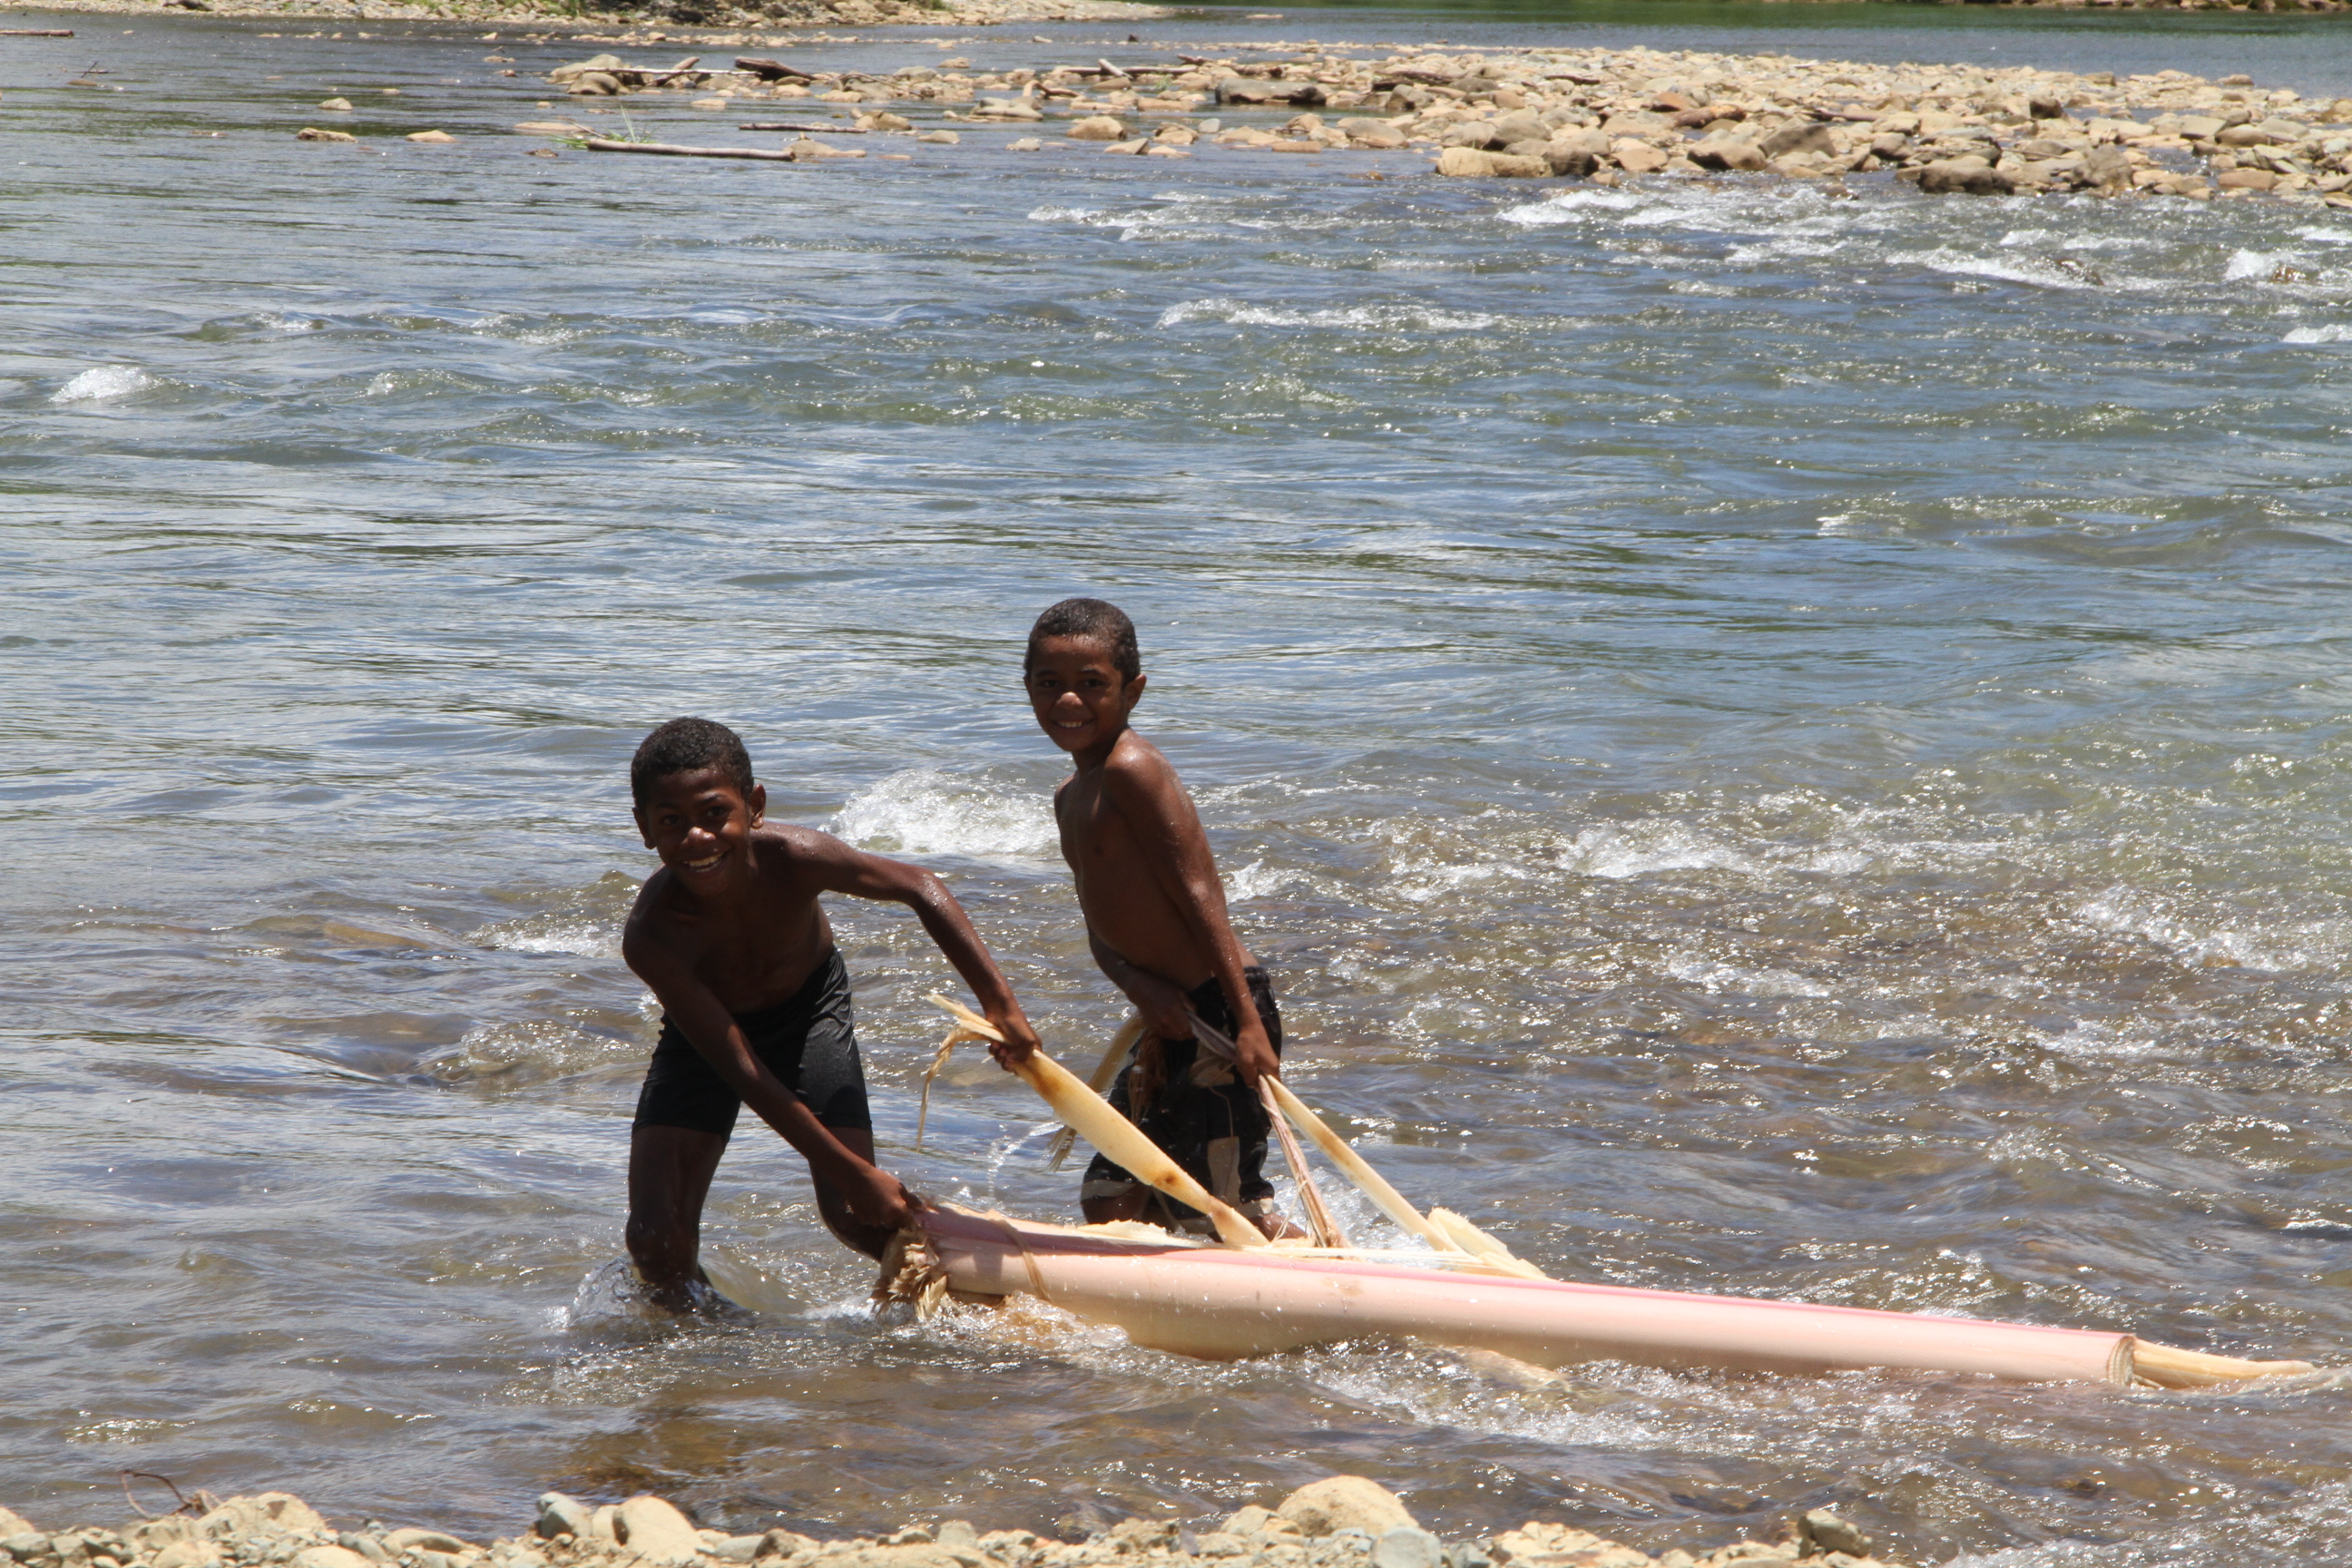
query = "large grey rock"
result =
(200, 1498, 326, 1543)
(1797, 1510, 1869, 1558)
(1758, 120, 1835, 159)
(290, 1549, 372, 1568)
(1916, 156, 2014, 195)
(1371, 1530, 1446, 1568)
(1436, 146, 1549, 177)
(1690, 134, 1765, 172)
(612, 1498, 699, 1566)
(1338, 117, 1406, 148)
(1277, 1478, 1417, 1538)
(133, 1523, 195, 1553)
(538, 1497, 592, 1542)
(2076, 143, 2133, 190)
(1544, 128, 1611, 176)
(384, 1532, 473, 1555)
(1488, 110, 1546, 145)
(1612, 140, 1668, 174)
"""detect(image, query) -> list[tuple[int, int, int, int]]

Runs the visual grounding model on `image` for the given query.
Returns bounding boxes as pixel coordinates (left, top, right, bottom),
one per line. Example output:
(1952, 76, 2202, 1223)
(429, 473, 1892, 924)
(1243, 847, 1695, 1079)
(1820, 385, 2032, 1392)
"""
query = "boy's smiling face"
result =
(1026, 633, 1145, 762)
(634, 766, 767, 891)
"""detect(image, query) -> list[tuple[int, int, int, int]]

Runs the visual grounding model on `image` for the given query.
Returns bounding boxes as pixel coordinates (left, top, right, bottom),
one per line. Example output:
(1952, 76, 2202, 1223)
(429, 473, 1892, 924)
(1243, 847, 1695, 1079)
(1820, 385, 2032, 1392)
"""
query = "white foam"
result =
(2074, 886, 2293, 971)
(1892, 247, 2122, 293)
(1155, 298, 1499, 332)
(829, 769, 1056, 861)
(51, 366, 156, 404)
(2283, 324, 2352, 343)
(2224, 248, 2298, 282)
(476, 920, 619, 959)
(1224, 858, 1300, 904)
(1666, 956, 1829, 998)
(1495, 187, 1642, 226)
(1559, 820, 1758, 880)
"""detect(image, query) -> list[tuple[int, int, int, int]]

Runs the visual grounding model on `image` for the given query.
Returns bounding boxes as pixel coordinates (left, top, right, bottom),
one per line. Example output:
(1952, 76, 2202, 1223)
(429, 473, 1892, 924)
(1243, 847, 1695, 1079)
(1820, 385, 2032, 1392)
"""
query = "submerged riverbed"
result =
(6, 4, 2352, 1563)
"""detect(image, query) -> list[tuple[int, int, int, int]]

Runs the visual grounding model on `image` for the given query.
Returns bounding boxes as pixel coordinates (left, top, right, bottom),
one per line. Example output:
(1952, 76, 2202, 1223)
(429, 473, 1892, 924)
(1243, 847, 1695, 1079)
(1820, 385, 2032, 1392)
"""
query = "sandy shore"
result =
(0, 1477, 1920, 1568)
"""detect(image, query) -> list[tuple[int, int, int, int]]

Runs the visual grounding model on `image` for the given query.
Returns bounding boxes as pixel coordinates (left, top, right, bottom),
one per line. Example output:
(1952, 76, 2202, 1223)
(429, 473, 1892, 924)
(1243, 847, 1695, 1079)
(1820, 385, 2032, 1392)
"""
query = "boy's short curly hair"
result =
(1026, 597, 1141, 682)
(631, 717, 755, 808)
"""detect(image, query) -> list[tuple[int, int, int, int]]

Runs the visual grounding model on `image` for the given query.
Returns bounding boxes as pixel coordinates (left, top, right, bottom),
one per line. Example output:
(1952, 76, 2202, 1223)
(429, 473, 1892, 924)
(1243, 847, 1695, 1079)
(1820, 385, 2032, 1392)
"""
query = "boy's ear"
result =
(632, 804, 654, 849)
(1125, 671, 1147, 706)
(748, 782, 768, 826)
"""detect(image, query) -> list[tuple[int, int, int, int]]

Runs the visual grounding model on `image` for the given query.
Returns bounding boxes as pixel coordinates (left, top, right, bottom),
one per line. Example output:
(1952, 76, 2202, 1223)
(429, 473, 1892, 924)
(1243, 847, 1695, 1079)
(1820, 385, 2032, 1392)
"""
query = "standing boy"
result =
(1015, 598, 1296, 1240)
(622, 717, 1039, 1308)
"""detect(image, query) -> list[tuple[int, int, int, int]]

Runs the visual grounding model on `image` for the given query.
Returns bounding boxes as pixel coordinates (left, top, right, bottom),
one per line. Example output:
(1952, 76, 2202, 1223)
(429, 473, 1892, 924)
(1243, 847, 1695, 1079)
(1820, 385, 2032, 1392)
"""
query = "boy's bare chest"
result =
(666, 887, 829, 1006)
(1055, 779, 1137, 869)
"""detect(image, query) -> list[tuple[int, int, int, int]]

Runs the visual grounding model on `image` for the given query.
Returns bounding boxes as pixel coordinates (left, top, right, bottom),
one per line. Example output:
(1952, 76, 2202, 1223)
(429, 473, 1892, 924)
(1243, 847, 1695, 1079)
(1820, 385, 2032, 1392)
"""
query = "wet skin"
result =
(1023, 635, 1286, 1234)
(622, 766, 1039, 1303)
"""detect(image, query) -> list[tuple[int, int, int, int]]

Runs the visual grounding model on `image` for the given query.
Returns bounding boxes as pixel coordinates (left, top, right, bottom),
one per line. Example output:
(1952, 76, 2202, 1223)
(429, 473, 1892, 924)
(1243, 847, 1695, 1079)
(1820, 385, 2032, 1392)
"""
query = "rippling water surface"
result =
(7, 5, 2352, 1563)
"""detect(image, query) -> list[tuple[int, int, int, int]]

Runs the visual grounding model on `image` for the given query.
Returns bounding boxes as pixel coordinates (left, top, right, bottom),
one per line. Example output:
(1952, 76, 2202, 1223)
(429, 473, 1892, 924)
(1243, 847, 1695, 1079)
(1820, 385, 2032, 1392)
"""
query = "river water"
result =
(7, 2, 2352, 1561)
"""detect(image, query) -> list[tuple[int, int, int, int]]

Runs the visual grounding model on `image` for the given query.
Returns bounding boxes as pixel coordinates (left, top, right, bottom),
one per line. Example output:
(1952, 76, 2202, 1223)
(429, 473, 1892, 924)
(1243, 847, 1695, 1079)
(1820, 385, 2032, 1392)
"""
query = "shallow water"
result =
(7, 3, 2352, 1562)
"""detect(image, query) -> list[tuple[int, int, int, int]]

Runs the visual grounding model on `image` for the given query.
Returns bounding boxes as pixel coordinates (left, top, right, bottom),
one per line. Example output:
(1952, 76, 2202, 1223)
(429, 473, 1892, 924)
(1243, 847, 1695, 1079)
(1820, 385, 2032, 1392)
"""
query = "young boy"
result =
(621, 716, 1040, 1308)
(1014, 598, 1295, 1240)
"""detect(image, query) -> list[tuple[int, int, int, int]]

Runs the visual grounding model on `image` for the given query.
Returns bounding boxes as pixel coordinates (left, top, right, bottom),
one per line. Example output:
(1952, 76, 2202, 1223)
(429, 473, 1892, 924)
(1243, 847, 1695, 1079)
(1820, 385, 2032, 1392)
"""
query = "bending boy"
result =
(1017, 598, 1296, 1240)
(622, 717, 1039, 1307)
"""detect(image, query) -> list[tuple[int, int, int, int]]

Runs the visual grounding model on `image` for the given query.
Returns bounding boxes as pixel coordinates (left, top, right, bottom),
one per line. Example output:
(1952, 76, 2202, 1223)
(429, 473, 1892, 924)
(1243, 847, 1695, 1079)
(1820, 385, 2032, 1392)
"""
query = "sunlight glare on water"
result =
(5, 5, 2352, 1563)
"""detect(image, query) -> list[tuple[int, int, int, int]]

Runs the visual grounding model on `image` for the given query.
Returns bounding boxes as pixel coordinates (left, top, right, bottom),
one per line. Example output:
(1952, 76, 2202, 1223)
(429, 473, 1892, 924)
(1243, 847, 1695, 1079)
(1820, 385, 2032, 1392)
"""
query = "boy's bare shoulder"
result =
(753, 820, 858, 867)
(1100, 730, 1186, 807)
(621, 867, 682, 961)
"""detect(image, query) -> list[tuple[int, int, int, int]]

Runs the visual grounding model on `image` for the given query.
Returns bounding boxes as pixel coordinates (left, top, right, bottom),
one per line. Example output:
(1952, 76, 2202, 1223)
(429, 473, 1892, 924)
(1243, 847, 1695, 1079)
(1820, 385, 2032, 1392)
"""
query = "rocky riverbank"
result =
(16, 0, 1161, 28)
(0, 1478, 1918, 1568)
(521, 36, 2352, 202)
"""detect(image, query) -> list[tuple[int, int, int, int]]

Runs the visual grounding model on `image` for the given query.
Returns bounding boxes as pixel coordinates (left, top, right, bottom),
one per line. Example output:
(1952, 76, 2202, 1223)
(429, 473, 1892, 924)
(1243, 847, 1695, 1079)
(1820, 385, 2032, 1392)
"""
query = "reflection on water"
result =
(5, 4, 2352, 1563)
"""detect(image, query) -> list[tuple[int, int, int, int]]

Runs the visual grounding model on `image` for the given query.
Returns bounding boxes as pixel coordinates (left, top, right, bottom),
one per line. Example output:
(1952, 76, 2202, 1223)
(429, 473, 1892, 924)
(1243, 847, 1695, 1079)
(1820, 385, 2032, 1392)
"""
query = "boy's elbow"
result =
(905, 869, 957, 918)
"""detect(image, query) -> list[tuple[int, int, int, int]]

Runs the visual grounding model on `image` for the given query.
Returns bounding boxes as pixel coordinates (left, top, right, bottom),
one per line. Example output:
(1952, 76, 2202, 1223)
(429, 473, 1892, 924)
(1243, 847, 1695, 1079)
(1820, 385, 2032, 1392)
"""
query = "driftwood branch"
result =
(0, 26, 75, 34)
(735, 56, 817, 81)
(737, 121, 866, 132)
(583, 137, 800, 161)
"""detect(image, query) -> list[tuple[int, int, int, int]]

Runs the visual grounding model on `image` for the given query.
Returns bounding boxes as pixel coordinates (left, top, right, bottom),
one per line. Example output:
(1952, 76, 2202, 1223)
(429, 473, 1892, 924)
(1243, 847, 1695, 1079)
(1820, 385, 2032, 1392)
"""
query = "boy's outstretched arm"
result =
(1102, 754, 1279, 1086)
(795, 831, 1044, 1069)
(622, 930, 918, 1233)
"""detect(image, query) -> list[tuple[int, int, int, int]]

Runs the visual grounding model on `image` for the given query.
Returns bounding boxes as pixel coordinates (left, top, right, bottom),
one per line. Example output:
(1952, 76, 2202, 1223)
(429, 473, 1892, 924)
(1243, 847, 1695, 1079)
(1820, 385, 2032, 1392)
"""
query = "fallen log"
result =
(0, 26, 74, 34)
(582, 137, 800, 160)
(737, 121, 867, 132)
(1216, 78, 1326, 107)
(736, 56, 817, 82)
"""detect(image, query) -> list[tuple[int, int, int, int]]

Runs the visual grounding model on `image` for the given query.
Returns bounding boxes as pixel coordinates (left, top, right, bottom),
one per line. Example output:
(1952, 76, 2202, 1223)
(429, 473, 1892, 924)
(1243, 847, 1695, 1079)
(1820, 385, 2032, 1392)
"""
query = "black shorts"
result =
(632, 948, 871, 1138)
(1081, 966, 1283, 1233)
